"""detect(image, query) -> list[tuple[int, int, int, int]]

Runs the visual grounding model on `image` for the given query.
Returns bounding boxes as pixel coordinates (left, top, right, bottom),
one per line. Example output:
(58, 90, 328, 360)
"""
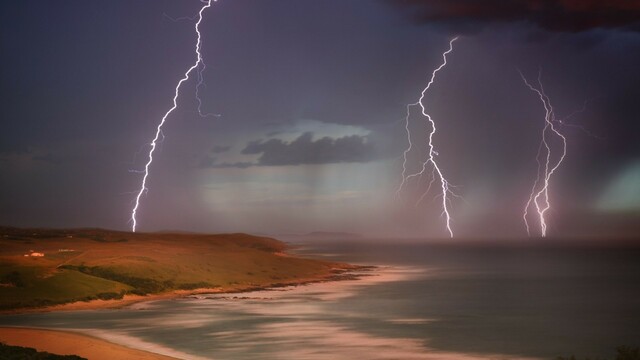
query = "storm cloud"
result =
(388, 0, 640, 33)
(244, 132, 378, 166)
(202, 132, 379, 168)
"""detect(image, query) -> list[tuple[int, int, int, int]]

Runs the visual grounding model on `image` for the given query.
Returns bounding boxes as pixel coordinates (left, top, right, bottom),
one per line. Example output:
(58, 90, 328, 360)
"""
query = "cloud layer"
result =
(388, 0, 640, 33)
(202, 132, 379, 168)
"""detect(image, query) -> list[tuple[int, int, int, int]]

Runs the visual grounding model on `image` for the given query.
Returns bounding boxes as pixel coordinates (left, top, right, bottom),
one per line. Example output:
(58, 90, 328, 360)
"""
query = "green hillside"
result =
(0, 227, 350, 310)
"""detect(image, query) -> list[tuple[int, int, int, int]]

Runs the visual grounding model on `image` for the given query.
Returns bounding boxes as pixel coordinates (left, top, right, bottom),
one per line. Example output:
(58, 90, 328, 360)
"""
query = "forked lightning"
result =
(520, 70, 567, 237)
(397, 37, 459, 238)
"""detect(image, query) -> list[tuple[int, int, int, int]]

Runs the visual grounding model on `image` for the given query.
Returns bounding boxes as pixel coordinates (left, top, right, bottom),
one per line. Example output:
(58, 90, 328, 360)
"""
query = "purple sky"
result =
(1, 0, 639, 238)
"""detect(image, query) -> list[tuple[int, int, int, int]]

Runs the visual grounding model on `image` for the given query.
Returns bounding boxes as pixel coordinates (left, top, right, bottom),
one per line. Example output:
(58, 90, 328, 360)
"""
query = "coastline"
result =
(0, 265, 548, 360)
(0, 228, 367, 316)
(0, 264, 369, 315)
(0, 327, 179, 360)
(0, 265, 385, 360)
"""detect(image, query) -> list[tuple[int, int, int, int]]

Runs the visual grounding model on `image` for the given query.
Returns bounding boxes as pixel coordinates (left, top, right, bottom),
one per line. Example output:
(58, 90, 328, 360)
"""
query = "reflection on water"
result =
(1, 241, 639, 359)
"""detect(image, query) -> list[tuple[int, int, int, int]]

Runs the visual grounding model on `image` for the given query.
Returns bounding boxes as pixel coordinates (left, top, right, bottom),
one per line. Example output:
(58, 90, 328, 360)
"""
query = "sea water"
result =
(1, 240, 638, 359)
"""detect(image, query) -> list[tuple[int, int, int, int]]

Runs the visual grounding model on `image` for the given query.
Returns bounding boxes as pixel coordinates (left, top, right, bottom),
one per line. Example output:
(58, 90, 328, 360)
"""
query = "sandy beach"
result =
(0, 327, 178, 360)
(0, 269, 380, 360)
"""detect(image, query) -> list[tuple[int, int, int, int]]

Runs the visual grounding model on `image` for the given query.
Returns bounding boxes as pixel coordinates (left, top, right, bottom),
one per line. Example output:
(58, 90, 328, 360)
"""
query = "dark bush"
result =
(615, 346, 640, 360)
(1, 271, 25, 288)
(95, 292, 123, 300)
(177, 282, 216, 290)
(557, 346, 640, 360)
(0, 343, 86, 359)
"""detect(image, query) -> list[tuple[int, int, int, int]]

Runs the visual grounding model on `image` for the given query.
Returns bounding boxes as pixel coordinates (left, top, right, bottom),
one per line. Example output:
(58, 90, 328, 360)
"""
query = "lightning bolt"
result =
(195, 61, 221, 118)
(397, 37, 459, 238)
(130, 0, 214, 232)
(555, 99, 602, 140)
(164, 7, 220, 119)
(520, 70, 567, 237)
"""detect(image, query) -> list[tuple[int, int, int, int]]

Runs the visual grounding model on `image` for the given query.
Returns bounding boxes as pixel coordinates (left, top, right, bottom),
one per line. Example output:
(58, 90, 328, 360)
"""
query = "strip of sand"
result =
(0, 327, 178, 360)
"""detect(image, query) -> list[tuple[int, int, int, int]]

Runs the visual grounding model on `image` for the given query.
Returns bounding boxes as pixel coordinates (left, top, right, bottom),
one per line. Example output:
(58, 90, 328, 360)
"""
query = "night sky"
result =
(1, 0, 639, 238)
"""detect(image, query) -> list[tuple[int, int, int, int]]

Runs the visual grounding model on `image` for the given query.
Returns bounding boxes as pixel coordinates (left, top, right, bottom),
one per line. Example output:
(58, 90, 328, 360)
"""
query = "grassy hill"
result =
(0, 227, 351, 311)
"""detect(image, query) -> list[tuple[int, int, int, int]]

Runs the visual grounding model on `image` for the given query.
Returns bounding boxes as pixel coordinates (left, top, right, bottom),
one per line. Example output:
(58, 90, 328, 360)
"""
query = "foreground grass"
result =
(0, 227, 350, 311)
(0, 343, 85, 360)
(557, 346, 640, 360)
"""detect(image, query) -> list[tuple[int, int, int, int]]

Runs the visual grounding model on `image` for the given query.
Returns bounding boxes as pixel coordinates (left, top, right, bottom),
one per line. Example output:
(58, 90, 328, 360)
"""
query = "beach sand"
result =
(0, 327, 178, 360)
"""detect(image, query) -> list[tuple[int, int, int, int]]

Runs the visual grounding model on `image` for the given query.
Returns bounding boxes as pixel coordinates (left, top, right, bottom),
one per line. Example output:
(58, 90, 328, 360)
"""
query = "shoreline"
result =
(0, 265, 386, 360)
(0, 264, 371, 315)
(0, 327, 179, 360)
(0, 266, 546, 360)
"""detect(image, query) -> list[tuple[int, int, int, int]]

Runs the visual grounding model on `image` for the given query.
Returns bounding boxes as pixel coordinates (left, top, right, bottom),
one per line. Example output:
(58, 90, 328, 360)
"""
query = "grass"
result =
(0, 227, 348, 310)
(557, 346, 640, 360)
(0, 342, 86, 359)
(0, 267, 131, 309)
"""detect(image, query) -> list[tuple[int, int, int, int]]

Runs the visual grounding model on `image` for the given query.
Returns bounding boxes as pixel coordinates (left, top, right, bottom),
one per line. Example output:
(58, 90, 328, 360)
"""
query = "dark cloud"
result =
(200, 132, 379, 168)
(387, 0, 640, 33)
(243, 132, 378, 166)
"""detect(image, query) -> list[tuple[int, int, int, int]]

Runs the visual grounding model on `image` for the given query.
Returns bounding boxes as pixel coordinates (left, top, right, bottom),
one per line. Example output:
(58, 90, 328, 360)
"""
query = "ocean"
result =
(1, 239, 639, 359)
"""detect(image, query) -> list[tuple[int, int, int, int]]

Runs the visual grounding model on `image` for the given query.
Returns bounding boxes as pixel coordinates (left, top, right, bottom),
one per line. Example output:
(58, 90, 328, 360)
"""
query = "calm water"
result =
(1, 240, 639, 359)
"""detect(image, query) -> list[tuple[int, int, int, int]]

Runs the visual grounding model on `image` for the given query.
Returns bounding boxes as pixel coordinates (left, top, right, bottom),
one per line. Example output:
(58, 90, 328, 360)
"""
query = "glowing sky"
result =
(1, 0, 639, 238)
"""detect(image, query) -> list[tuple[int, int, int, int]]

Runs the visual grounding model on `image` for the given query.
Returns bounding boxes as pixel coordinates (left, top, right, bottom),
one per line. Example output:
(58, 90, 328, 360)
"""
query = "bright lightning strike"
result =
(397, 37, 459, 238)
(130, 0, 214, 232)
(195, 61, 221, 118)
(520, 70, 567, 237)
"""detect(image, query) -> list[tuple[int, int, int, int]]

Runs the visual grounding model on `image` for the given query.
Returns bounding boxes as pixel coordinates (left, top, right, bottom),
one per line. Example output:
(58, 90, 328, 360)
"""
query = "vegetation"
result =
(557, 346, 640, 360)
(0, 343, 86, 360)
(0, 227, 349, 311)
(59, 265, 167, 295)
(0, 265, 131, 310)
(0, 271, 24, 288)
